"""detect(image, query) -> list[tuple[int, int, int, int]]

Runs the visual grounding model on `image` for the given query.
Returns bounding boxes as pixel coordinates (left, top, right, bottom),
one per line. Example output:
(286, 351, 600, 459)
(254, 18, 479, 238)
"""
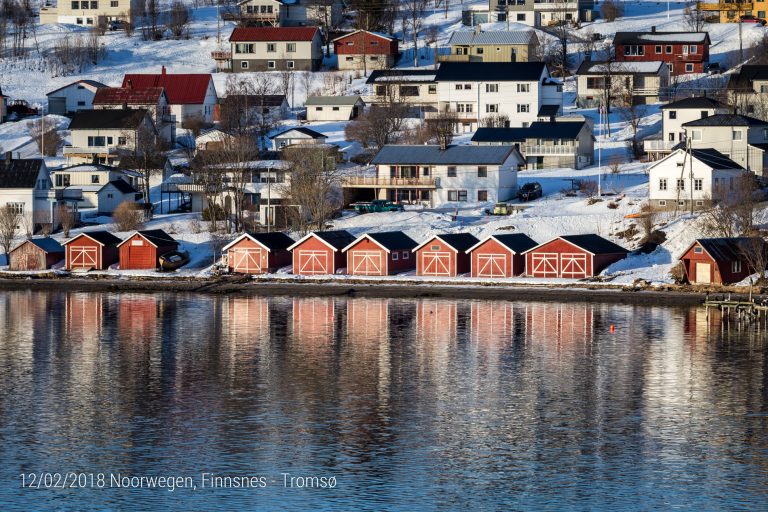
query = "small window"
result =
(517, 104, 530, 113)
(447, 166, 457, 177)
(659, 178, 667, 191)
(685, 63, 694, 73)
(695, 200, 704, 207)
(430, 245, 440, 251)
(267, 61, 276, 69)
(485, 83, 498, 93)
(286, 43, 296, 52)
(669, 111, 676, 119)
(677, 179, 685, 191)
(77, 100, 85, 106)
(665, 45, 672, 54)
(403, 251, 410, 260)
(476, 48, 484, 55)
(241, 61, 249, 69)
(517, 13, 525, 21)
(455, 84, 463, 90)
(516, 84, 530, 93)
(71, 1, 78, 7)
(658, 200, 667, 206)
(107, 193, 113, 199)
(732, 129, 743, 141)
(345, 56, 354, 61)
(428, 85, 437, 94)
(91, 175, 100, 184)
(332, 106, 339, 111)
(110, 0, 118, 6)
(691, 130, 702, 141)
(392, 252, 399, 261)
(118, 137, 127, 145)
(287, 61, 295, 69)
(690, 45, 697, 54)
(76, 17, 83, 24)
(694, 246, 703, 254)
(478, 190, 488, 201)
(267, 43, 276, 52)
(733, 261, 742, 273)
(655, 45, 662, 54)
(477, 166, 487, 177)
(315, 107, 323, 111)
(694, 179, 703, 191)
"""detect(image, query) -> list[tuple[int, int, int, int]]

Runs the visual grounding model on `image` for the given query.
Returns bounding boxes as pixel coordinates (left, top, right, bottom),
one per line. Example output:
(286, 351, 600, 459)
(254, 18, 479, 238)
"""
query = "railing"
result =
(62, 146, 119, 155)
(34, 189, 63, 200)
(437, 54, 484, 63)
(632, 88, 662, 96)
(343, 176, 438, 188)
(643, 139, 677, 152)
(211, 51, 232, 60)
(523, 145, 577, 155)
(696, 1, 752, 10)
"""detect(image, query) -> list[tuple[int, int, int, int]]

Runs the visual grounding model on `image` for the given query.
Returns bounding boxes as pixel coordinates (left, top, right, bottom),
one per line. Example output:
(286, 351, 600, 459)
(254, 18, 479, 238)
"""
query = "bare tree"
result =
(112, 201, 144, 231)
(738, 237, 768, 282)
(638, 202, 657, 242)
(0, 205, 19, 264)
(299, 71, 317, 98)
(29, 116, 62, 157)
(684, 4, 706, 32)
(210, 134, 261, 232)
(192, 152, 226, 232)
(402, 0, 428, 67)
(122, 120, 161, 219)
(480, 114, 510, 128)
(142, 0, 161, 40)
(166, 0, 191, 39)
(426, 110, 458, 147)
(701, 175, 758, 237)
(617, 103, 648, 159)
(600, 0, 624, 22)
(344, 103, 409, 148)
(58, 204, 75, 237)
(425, 25, 439, 69)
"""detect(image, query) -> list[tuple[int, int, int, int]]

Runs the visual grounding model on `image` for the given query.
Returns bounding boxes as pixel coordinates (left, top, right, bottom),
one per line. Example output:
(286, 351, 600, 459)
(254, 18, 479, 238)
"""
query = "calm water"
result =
(0, 291, 766, 511)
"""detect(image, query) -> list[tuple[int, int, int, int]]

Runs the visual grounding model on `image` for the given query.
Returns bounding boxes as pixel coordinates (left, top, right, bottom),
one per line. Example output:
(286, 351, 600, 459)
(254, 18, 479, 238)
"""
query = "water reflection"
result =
(0, 291, 765, 510)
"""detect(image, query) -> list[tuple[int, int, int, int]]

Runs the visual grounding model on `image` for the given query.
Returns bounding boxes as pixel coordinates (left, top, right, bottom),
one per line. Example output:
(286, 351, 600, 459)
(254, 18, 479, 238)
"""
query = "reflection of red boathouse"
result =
(470, 302, 515, 345)
(347, 298, 390, 343)
(524, 303, 595, 346)
(292, 297, 335, 341)
(65, 292, 104, 339)
(118, 294, 159, 340)
(416, 300, 457, 344)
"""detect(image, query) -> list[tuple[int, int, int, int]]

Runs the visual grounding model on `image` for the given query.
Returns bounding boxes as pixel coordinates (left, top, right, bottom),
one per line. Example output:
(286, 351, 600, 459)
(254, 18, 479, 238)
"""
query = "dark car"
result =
(517, 182, 543, 201)
(109, 20, 128, 30)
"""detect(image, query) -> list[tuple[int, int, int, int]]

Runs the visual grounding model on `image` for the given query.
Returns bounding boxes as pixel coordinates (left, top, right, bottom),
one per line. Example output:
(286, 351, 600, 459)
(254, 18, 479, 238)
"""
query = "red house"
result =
(332, 30, 399, 71)
(523, 235, 628, 279)
(288, 230, 356, 276)
(614, 30, 710, 75)
(679, 237, 767, 285)
(414, 233, 479, 277)
(63, 231, 121, 270)
(117, 230, 178, 270)
(466, 233, 538, 278)
(222, 231, 294, 274)
(343, 231, 418, 276)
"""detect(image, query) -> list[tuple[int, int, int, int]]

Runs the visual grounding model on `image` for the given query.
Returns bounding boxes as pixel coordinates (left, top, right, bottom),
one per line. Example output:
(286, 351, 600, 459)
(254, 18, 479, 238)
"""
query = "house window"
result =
(517, 83, 530, 93)
(624, 45, 645, 56)
(241, 61, 249, 69)
(90, 1, 97, 7)
(485, 104, 498, 113)
(666, 45, 672, 53)
(586, 77, 605, 89)
(86, 18, 93, 24)
(107, 193, 114, 199)
(345, 56, 354, 61)
(658, 200, 667, 206)
(733, 261, 742, 273)
(455, 84, 463, 90)
(107, 137, 113, 144)
(287, 61, 295, 69)
(668, 133, 675, 142)
(464, 84, 472, 90)
(88, 136, 106, 146)
(447, 166, 457, 177)
(690, 45, 697, 54)
(732, 129, 743, 141)
(682, 45, 689, 55)
(694, 246, 703, 254)
(669, 110, 676, 119)
(691, 130, 702, 141)
(685, 63, 694, 73)
(655, 45, 662, 54)
(111, 0, 118, 5)
(422, 167, 430, 176)
(447, 190, 467, 201)
(286, 43, 296, 52)
(486, 83, 499, 93)
(392, 252, 399, 261)
(403, 251, 410, 259)
(676, 179, 685, 191)
(56, 174, 70, 187)
(118, 137, 127, 145)
(6, 203, 23, 215)
(694, 178, 702, 191)
(477, 166, 487, 177)
(267, 61, 276, 69)
(76, 17, 83, 24)
(267, 43, 276, 52)
(456, 103, 473, 113)
(236, 44, 254, 53)
(430, 245, 440, 251)
(315, 107, 323, 111)
(696, 200, 704, 207)
(71, 1, 78, 7)
(91, 175, 100, 184)
(517, 104, 529, 113)
(517, 13, 525, 21)
(476, 48, 484, 55)
(659, 178, 667, 191)
(332, 106, 339, 111)
(428, 84, 437, 94)
(77, 100, 85, 106)
(478, 190, 488, 201)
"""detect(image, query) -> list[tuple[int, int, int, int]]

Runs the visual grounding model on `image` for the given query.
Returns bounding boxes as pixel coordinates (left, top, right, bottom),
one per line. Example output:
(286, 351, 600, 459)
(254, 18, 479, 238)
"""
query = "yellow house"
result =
(39, 0, 141, 26)
(696, 1, 765, 23)
(439, 27, 539, 63)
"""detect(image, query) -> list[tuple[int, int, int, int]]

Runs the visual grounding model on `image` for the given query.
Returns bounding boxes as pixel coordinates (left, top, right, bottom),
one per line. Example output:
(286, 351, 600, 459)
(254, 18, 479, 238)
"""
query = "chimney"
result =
(127, 79, 133, 89)
(651, 26, 656, 33)
(474, 24, 481, 35)
(161, 65, 166, 76)
(5, 151, 11, 164)
(439, 138, 447, 151)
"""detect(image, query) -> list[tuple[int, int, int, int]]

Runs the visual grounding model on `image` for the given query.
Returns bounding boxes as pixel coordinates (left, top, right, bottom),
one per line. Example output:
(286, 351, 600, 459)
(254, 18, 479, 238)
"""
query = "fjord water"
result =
(0, 292, 766, 510)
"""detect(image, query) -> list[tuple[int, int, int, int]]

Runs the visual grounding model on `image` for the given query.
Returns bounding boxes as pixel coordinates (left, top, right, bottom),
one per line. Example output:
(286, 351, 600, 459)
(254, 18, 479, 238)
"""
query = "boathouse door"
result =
(695, 262, 711, 284)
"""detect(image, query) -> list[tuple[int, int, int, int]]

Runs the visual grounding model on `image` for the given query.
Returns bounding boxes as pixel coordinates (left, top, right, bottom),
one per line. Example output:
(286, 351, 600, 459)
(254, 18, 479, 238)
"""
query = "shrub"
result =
(579, 179, 599, 198)
(607, 201, 619, 209)
(112, 201, 144, 231)
(202, 204, 226, 222)
(669, 262, 687, 284)
(600, 0, 624, 22)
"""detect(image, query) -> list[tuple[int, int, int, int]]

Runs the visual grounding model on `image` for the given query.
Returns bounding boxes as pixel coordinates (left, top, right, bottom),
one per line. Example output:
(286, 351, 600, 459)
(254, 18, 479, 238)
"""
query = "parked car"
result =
(351, 200, 404, 214)
(591, 32, 604, 41)
(6, 100, 38, 118)
(109, 20, 128, 31)
(740, 14, 766, 25)
(517, 182, 543, 201)
(707, 62, 722, 75)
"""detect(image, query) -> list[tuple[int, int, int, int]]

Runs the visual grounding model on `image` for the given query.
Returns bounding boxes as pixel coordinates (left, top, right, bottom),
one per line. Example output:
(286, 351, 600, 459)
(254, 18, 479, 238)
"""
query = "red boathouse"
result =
(523, 235, 628, 279)
(117, 230, 178, 270)
(288, 230, 356, 275)
(63, 230, 121, 270)
(466, 233, 538, 278)
(343, 231, 418, 276)
(414, 233, 479, 277)
(679, 237, 766, 285)
(223, 232, 294, 274)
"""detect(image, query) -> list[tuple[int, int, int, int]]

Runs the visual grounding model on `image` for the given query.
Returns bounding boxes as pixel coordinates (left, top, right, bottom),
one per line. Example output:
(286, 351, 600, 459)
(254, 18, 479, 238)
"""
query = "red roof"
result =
(229, 27, 319, 42)
(121, 69, 213, 105)
(93, 87, 165, 105)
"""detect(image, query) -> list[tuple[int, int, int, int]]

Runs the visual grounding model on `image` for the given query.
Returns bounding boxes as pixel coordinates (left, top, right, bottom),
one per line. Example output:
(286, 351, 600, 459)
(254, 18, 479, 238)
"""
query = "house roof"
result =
(435, 62, 546, 82)
(222, 94, 287, 107)
(689, 148, 744, 170)
(686, 237, 765, 263)
(372, 145, 515, 165)
(366, 70, 436, 84)
(121, 70, 213, 105)
(660, 97, 728, 110)
(93, 87, 165, 105)
(104, 179, 137, 194)
(448, 29, 536, 46)
(537, 104, 561, 118)
(46, 79, 107, 96)
(63, 230, 122, 247)
(682, 113, 768, 127)
(332, 30, 397, 43)
(551, 235, 628, 255)
(305, 95, 363, 106)
(471, 121, 587, 143)
(0, 158, 43, 188)
(466, 233, 538, 254)
(729, 64, 768, 90)
(613, 31, 710, 45)
(287, 230, 356, 252)
(117, 229, 177, 248)
(68, 109, 149, 130)
(14, 238, 65, 254)
(229, 27, 319, 42)
(577, 60, 666, 75)
(415, 233, 480, 253)
(343, 231, 418, 252)
(222, 231, 295, 252)
(272, 126, 327, 139)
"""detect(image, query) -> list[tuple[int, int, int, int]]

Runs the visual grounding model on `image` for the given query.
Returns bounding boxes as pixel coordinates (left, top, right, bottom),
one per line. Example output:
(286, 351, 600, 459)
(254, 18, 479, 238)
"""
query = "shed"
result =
(342, 231, 418, 276)
(414, 233, 479, 277)
(523, 234, 628, 279)
(305, 96, 365, 121)
(287, 230, 356, 275)
(117, 229, 178, 270)
(97, 180, 141, 215)
(62, 231, 122, 270)
(46, 79, 106, 115)
(222, 231, 294, 274)
(679, 237, 766, 285)
(466, 233, 538, 278)
(9, 238, 65, 271)
(271, 127, 328, 151)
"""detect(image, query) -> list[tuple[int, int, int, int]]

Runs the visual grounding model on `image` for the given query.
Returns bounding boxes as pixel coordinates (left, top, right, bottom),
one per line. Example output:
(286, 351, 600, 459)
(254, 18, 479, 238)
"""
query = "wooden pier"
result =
(704, 295, 768, 324)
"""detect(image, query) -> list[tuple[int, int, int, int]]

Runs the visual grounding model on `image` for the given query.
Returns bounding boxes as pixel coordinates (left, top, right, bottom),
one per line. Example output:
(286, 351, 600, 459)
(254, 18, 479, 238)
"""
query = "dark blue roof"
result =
(560, 235, 628, 255)
(472, 121, 587, 143)
(24, 238, 65, 254)
(366, 231, 418, 251)
(372, 145, 514, 165)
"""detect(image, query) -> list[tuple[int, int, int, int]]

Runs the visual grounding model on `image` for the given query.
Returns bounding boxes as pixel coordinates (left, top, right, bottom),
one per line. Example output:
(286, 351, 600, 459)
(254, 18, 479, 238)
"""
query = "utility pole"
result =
(739, 19, 743, 63)
(597, 104, 602, 198)
(688, 136, 694, 216)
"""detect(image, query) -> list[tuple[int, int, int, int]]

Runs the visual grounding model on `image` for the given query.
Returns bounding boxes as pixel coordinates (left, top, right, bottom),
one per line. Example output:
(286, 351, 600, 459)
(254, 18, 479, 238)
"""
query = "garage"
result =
(288, 230, 356, 276)
(63, 231, 121, 270)
(343, 232, 418, 276)
(48, 97, 66, 115)
(350, 251, 382, 274)
(414, 233, 479, 278)
(223, 232, 294, 275)
(467, 234, 537, 278)
(118, 229, 178, 270)
(523, 235, 628, 279)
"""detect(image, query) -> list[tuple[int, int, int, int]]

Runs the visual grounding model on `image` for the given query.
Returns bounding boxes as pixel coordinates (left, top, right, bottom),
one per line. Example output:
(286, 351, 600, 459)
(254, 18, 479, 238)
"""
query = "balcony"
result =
(34, 189, 63, 200)
(437, 54, 484, 63)
(643, 139, 676, 153)
(696, 1, 753, 10)
(342, 176, 438, 188)
(523, 145, 577, 156)
(211, 50, 232, 61)
(63, 145, 119, 157)
(632, 88, 662, 96)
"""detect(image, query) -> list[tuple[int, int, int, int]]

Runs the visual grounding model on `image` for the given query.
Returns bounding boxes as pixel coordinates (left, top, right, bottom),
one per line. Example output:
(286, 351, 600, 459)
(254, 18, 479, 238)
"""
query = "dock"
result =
(704, 294, 768, 324)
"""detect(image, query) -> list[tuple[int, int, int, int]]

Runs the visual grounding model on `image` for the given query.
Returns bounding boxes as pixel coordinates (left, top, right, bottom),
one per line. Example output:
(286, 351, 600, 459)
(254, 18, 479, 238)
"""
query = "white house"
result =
(357, 144, 524, 207)
(271, 127, 328, 150)
(305, 96, 365, 121)
(644, 97, 730, 160)
(682, 113, 768, 176)
(96, 180, 142, 214)
(648, 148, 747, 211)
(65, 109, 157, 165)
(195, 128, 237, 152)
(433, 62, 562, 132)
(46, 80, 106, 115)
(50, 163, 142, 212)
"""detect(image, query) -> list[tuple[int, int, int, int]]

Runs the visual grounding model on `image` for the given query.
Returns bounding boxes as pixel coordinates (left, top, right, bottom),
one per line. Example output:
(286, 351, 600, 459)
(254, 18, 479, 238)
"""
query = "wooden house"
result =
(9, 238, 65, 271)
(223, 231, 294, 274)
(287, 230, 356, 275)
(523, 235, 628, 279)
(342, 231, 418, 276)
(333, 30, 399, 71)
(117, 229, 178, 270)
(679, 237, 767, 285)
(414, 233, 479, 277)
(63, 231, 121, 270)
(613, 30, 710, 76)
(466, 233, 537, 278)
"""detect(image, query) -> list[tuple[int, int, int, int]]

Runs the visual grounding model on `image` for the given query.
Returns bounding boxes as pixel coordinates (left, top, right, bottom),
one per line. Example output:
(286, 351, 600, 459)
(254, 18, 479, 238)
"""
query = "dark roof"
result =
(728, 65, 768, 89)
(559, 235, 628, 255)
(372, 145, 515, 165)
(230, 27, 319, 42)
(576, 60, 665, 75)
(121, 70, 213, 105)
(694, 237, 765, 263)
(222, 94, 287, 107)
(366, 231, 418, 251)
(661, 97, 728, 110)
(20, 238, 64, 254)
(67, 230, 121, 246)
(486, 233, 538, 254)
(68, 109, 149, 130)
(93, 86, 165, 105)
(471, 121, 587, 143)
(435, 62, 546, 82)
(313, 230, 356, 250)
(613, 31, 710, 45)
(106, 179, 137, 194)
(366, 69, 436, 84)
(432, 233, 480, 252)
(682, 114, 768, 127)
(46, 79, 107, 96)
(272, 126, 327, 139)
(537, 104, 561, 118)
(248, 231, 294, 251)
(690, 148, 744, 170)
(137, 229, 177, 247)
(0, 158, 43, 188)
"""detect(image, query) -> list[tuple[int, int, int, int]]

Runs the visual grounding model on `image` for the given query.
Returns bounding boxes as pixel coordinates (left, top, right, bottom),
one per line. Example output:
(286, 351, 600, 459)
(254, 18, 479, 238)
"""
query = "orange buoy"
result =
(610, 324, 615, 333)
